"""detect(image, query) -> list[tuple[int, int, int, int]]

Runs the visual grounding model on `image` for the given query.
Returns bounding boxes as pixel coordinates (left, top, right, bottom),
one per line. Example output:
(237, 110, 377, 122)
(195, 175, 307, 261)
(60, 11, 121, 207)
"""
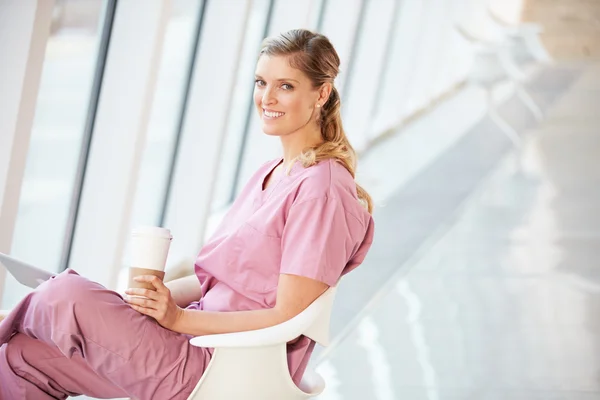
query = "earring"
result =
(316, 104, 321, 108)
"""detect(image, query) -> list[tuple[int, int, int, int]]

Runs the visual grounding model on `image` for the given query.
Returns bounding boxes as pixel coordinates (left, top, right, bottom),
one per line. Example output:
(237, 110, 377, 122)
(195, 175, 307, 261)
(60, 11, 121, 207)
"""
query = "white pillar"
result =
(0, 0, 54, 308)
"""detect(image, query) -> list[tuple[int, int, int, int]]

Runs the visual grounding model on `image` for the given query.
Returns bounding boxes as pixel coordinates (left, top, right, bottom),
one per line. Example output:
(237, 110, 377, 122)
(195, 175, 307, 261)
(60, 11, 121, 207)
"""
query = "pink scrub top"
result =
(192, 157, 375, 385)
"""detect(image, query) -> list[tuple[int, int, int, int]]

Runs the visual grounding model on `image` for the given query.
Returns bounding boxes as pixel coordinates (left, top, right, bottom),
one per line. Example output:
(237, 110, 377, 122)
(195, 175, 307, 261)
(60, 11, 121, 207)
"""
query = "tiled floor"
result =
(314, 62, 600, 399)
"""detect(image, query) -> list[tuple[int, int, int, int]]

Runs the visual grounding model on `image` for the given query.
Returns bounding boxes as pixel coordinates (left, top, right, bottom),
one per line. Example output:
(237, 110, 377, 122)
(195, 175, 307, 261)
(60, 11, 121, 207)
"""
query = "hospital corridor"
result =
(1, 0, 599, 399)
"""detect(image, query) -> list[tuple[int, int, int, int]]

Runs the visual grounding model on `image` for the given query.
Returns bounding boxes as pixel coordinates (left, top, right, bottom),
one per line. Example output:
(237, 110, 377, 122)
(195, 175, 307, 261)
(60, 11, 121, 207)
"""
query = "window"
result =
(340, 0, 398, 151)
(209, 0, 273, 212)
(128, 0, 204, 229)
(3, 0, 109, 308)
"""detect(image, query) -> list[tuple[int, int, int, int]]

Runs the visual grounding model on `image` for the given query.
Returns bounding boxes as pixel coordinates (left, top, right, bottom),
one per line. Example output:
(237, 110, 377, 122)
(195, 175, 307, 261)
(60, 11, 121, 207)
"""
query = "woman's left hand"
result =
(124, 276, 184, 331)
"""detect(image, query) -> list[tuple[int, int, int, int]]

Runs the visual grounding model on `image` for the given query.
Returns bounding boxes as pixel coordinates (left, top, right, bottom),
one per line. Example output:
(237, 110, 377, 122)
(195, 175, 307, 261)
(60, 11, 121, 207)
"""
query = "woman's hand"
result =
(124, 276, 184, 331)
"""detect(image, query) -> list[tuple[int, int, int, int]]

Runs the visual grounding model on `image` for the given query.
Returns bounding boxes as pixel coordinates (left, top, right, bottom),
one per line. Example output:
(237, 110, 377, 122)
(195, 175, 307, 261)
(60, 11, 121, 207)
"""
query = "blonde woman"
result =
(0, 29, 375, 400)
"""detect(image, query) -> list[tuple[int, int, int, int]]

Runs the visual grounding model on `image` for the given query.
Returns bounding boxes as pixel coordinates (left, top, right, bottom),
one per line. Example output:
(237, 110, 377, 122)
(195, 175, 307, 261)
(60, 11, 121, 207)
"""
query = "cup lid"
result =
(132, 226, 172, 239)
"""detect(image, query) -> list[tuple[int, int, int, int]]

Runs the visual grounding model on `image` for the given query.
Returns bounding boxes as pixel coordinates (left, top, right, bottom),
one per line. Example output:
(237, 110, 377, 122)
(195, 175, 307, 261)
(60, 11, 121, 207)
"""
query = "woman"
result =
(0, 29, 375, 399)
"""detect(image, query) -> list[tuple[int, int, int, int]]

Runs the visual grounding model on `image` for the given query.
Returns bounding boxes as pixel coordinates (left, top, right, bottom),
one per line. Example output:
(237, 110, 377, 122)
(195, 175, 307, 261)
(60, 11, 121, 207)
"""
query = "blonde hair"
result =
(259, 29, 373, 214)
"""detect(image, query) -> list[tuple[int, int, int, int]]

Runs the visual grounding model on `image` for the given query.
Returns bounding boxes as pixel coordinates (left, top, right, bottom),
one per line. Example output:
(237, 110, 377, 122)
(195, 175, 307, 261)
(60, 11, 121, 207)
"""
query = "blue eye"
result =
(282, 83, 293, 90)
(255, 79, 266, 87)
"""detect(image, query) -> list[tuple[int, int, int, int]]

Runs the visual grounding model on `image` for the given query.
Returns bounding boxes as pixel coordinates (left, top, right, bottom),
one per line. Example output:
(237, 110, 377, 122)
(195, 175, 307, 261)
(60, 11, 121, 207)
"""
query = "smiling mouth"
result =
(263, 109, 285, 119)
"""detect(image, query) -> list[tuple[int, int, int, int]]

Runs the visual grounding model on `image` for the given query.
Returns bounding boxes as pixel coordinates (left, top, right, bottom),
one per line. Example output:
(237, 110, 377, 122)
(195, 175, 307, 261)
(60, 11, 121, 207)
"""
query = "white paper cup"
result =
(128, 226, 172, 291)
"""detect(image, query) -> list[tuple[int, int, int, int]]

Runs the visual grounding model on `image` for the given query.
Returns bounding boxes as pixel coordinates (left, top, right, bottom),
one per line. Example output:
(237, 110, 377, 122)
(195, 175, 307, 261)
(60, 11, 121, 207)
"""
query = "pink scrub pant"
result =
(0, 269, 210, 399)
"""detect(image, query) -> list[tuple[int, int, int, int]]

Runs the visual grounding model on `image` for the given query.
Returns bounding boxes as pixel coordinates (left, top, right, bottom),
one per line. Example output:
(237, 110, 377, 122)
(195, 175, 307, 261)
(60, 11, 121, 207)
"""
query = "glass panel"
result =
(428, 0, 459, 99)
(3, 0, 108, 308)
(372, 0, 414, 135)
(340, 0, 397, 151)
(116, 0, 203, 286)
(395, 0, 428, 118)
(210, 0, 271, 212)
(308, 0, 326, 31)
(318, 0, 364, 97)
(128, 0, 203, 229)
(406, 0, 449, 112)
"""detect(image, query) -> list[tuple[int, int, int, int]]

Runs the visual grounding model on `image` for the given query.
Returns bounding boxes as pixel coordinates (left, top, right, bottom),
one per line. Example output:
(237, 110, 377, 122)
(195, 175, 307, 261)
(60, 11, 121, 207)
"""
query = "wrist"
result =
(173, 308, 207, 337)
(172, 307, 187, 333)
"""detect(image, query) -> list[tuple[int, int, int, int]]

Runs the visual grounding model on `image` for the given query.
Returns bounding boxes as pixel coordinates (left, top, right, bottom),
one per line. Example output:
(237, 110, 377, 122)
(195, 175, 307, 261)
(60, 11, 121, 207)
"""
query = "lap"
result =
(2, 269, 211, 399)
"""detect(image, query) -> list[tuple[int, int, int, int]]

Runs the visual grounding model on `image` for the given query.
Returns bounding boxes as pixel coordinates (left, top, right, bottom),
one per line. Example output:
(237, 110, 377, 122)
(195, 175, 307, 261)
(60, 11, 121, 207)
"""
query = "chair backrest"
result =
(301, 286, 337, 346)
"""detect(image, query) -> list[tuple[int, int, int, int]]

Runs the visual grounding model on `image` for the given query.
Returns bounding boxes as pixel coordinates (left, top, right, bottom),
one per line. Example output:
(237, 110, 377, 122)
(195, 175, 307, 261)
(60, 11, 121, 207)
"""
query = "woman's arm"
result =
(173, 273, 328, 336)
(125, 273, 328, 337)
(164, 274, 202, 308)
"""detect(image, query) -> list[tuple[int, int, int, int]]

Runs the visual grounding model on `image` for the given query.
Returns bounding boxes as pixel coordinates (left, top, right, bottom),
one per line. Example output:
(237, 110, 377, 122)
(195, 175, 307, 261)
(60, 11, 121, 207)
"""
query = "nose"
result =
(261, 86, 276, 106)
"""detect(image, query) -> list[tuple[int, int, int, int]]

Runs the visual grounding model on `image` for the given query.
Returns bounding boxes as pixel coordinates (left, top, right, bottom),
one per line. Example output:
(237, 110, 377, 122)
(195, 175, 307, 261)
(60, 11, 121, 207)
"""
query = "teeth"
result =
(264, 110, 284, 118)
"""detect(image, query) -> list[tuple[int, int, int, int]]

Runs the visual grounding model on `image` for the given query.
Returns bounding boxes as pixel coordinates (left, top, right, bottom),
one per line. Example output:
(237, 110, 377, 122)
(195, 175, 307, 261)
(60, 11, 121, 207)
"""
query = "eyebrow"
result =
(255, 75, 300, 83)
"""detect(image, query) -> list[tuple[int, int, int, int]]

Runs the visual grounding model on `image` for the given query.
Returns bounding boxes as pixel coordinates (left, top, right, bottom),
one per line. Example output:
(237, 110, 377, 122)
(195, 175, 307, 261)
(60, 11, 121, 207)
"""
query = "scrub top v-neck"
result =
(259, 157, 285, 203)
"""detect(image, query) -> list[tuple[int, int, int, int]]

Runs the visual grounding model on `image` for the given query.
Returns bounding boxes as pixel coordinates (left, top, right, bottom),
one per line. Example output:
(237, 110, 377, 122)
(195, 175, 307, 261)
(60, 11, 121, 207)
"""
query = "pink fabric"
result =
(0, 270, 210, 400)
(0, 158, 374, 398)
(194, 158, 375, 384)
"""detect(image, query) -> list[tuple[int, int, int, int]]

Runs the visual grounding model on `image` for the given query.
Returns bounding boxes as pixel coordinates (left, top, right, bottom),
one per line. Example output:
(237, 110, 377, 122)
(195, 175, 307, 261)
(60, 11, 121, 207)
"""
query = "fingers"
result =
(125, 294, 170, 326)
(124, 294, 158, 309)
(125, 276, 175, 327)
(125, 287, 158, 300)
(133, 275, 168, 293)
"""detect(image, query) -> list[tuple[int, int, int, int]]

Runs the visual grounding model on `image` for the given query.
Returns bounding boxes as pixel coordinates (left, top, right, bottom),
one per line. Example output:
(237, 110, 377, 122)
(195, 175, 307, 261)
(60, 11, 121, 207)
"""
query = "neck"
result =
(279, 120, 323, 167)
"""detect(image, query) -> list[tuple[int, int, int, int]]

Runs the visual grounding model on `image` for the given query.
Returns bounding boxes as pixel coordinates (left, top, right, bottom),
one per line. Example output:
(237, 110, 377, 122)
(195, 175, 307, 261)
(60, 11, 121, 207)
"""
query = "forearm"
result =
(164, 275, 202, 308)
(173, 307, 287, 337)
(167, 274, 328, 337)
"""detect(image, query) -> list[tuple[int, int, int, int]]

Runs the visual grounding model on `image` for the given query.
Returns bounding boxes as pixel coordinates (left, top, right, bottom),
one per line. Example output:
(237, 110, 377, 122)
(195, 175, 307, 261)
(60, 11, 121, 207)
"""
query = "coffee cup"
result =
(127, 226, 172, 294)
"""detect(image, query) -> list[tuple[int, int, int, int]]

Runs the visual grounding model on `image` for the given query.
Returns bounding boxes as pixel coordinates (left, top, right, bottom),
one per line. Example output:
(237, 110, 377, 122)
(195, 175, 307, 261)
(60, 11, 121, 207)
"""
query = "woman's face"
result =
(254, 55, 320, 137)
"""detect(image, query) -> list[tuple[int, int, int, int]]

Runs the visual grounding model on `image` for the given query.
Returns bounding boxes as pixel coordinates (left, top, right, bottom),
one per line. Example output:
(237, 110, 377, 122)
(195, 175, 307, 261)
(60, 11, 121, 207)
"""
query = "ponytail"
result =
(297, 87, 374, 214)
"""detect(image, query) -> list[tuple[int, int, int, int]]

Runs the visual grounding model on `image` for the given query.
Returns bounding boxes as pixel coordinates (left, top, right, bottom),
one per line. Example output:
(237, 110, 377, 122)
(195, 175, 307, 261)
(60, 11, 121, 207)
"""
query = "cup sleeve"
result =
(279, 196, 364, 287)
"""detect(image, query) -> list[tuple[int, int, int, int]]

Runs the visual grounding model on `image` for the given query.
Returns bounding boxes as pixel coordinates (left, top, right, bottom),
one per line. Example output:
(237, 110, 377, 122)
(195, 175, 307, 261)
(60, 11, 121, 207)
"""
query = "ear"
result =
(318, 82, 332, 105)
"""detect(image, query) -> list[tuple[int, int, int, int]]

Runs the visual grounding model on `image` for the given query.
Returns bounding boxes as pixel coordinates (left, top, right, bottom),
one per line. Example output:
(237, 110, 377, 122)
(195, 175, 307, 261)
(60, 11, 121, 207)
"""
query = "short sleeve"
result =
(280, 196, 365, 286)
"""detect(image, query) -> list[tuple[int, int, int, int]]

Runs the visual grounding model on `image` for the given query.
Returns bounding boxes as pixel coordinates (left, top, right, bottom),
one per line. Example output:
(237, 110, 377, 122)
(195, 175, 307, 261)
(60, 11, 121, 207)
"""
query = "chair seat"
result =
(186, 287, 338, 399)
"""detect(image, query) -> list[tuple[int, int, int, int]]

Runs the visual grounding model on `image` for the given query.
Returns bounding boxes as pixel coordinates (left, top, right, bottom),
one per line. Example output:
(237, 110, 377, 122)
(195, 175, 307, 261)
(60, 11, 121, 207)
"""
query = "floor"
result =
(312, 61, 600, 399)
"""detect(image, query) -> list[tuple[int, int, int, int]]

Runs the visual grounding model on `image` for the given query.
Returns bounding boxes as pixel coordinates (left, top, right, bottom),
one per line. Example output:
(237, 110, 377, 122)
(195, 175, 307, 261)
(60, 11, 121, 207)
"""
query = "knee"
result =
(1, 335, 68, 400)
(0, 341, 23, 399)
(36, 269, 103, 308)
(3, 334, 26, 361)
(1, 334, 32, 374)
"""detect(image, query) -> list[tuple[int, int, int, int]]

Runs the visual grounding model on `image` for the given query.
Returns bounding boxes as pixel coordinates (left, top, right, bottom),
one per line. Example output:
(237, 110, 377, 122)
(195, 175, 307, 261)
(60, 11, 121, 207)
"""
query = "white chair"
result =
(455, 23, 524, 148)
(186, 286, 338, 400)
(454, 18, 551, 148)
(487, 6, 553, 65)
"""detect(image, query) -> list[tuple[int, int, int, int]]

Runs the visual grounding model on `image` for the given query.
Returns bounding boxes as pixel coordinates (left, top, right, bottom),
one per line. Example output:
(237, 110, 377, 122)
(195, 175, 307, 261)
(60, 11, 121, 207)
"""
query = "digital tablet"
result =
(0, 252, 56, 289)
